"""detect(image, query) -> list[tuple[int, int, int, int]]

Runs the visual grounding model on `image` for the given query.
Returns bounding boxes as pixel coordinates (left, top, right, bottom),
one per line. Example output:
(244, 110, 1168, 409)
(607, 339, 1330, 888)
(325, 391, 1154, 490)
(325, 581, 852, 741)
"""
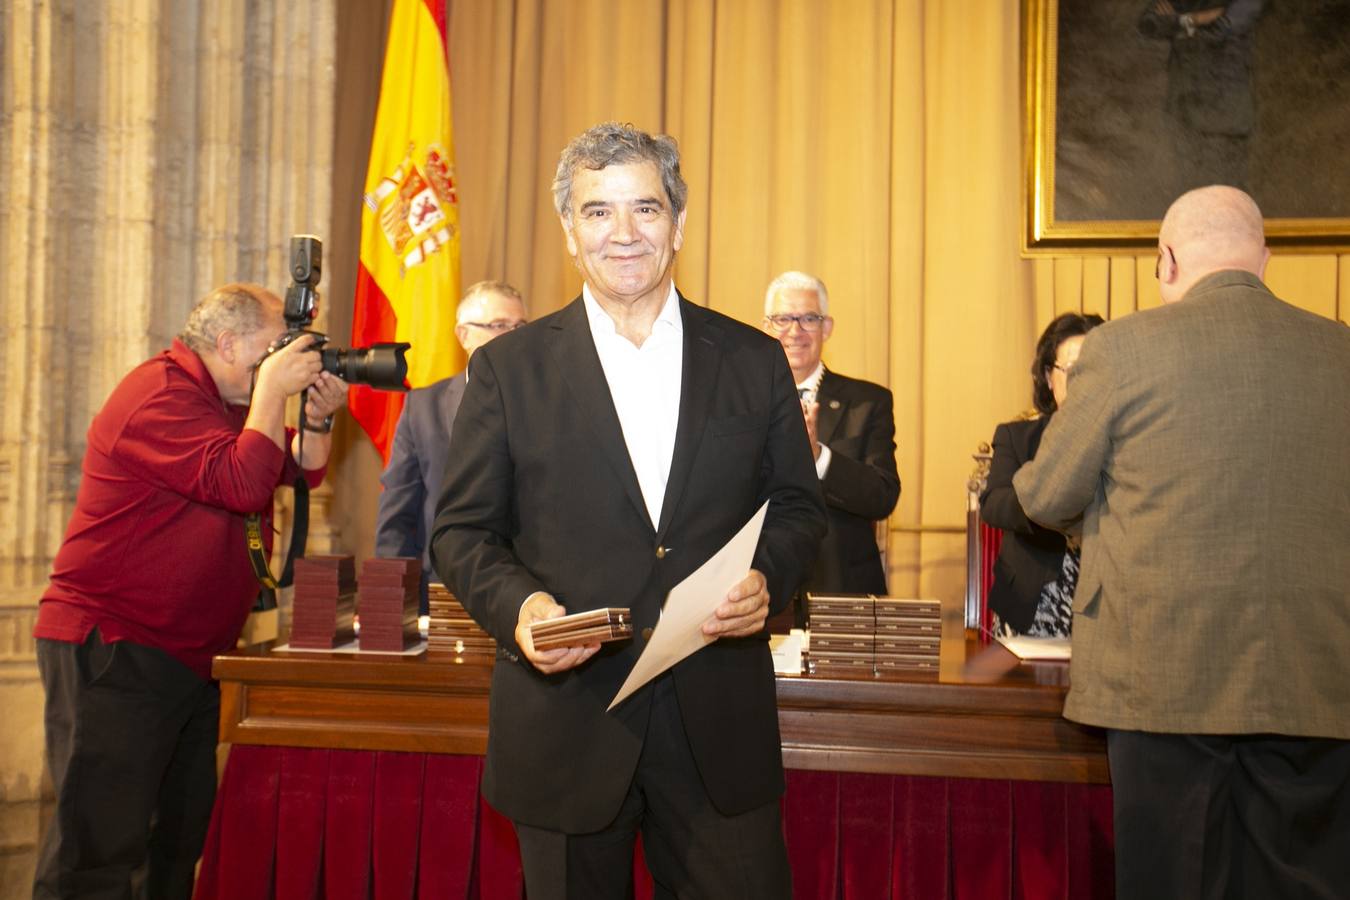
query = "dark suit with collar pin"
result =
(802, 369, 901, 596)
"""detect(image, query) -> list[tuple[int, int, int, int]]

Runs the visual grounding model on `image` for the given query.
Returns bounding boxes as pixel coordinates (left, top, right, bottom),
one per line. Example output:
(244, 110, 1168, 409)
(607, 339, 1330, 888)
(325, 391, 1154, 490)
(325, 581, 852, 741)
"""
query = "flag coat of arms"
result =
(350, 0, 462, 462)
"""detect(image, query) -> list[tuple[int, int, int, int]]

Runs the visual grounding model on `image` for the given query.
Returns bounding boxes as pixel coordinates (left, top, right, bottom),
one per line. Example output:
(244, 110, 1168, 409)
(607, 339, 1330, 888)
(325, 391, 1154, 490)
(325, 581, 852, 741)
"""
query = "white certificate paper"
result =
(608, 502, 769, 711)
(996, 633, 1072, 661)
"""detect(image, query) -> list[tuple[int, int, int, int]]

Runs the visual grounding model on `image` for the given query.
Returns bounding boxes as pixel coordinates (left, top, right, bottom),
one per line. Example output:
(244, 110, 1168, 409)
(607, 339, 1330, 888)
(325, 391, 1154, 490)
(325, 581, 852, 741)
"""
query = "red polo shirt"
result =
(36, 339, 324, 679)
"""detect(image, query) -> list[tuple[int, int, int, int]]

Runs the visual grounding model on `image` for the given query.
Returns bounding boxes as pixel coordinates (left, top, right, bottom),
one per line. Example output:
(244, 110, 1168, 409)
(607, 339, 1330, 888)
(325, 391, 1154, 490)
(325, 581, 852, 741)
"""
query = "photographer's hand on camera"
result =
(245, 332, 326, 454)
(293, 370, 349, 467)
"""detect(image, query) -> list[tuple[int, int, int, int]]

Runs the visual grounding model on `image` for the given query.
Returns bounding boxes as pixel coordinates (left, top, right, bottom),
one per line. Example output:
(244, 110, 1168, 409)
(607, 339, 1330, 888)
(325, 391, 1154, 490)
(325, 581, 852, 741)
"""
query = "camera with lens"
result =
(270, 234, 410, 391)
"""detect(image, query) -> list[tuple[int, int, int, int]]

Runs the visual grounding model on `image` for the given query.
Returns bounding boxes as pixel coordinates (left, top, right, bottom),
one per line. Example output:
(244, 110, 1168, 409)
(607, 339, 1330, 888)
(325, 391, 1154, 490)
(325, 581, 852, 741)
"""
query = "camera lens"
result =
(320, 342, 410, 390)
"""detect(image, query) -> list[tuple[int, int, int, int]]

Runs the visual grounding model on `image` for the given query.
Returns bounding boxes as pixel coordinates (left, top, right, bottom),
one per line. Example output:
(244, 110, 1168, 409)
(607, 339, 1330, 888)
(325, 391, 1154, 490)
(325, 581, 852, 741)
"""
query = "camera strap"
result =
(245, 475, 310, 594)
(246, 513, 279, 590)
(245, 389, 315, 600)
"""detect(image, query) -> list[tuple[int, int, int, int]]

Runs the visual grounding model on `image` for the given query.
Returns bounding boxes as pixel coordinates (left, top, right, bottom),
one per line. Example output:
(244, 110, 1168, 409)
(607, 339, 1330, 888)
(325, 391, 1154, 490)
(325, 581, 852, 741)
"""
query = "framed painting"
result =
(1023, 0, 1350, 253)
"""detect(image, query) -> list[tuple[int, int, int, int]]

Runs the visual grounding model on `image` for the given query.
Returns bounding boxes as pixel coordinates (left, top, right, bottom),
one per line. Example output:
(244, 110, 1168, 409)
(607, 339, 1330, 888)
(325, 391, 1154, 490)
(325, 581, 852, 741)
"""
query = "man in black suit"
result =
(430, 123, 826, 899)
(762, 271, 900, 608)
(375, 281, 526, 612)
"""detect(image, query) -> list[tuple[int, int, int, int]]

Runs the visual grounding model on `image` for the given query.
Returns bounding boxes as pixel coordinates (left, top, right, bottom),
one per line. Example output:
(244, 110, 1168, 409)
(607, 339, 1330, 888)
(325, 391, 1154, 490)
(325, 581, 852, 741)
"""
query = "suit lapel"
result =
(441, 373, 466, 433)
(815, 369, 845, 446)
(547, 298, 654, 532)
(656, 298, 722, 539)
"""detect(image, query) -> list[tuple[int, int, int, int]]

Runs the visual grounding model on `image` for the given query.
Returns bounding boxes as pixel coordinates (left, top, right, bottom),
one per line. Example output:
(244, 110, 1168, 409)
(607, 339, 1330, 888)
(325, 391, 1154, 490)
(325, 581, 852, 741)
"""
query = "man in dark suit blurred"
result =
(1015, 185, 1350, 899)
(762, 271, 899, 615)
(431, 123, 825, 899)
(374, 281, 525, 611)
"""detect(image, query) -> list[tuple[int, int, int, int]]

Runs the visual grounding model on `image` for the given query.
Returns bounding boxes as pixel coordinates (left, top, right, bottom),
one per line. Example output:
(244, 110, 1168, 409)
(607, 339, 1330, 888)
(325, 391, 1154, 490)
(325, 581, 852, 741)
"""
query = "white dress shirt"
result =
(582, 283, 684, 529)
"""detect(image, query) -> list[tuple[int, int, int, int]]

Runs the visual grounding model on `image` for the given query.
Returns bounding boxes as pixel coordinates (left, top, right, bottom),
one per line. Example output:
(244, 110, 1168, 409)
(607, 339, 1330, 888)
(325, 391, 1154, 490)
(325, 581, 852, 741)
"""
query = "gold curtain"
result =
(332, 0, 1349, 608)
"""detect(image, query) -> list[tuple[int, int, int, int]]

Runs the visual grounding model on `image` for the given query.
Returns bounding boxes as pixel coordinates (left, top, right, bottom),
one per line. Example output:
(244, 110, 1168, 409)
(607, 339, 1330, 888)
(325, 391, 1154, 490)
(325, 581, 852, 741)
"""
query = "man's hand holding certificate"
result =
(609, 502, 770, 710)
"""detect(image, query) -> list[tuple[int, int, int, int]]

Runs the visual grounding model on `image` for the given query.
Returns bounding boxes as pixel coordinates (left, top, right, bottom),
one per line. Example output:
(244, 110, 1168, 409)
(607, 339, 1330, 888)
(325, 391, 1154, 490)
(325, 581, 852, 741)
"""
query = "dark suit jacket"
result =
(978, 416, 1069, 632)
(1016, 271, 1350, 738)
(430, 294, 827, 832)
(375, 373, 466, 609)
(802, 370, 900, 595)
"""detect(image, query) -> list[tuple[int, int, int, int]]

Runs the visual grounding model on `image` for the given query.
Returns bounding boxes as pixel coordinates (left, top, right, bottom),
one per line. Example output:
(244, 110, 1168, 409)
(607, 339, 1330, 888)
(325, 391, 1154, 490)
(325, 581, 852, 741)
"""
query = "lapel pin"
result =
(829, 399, 841, 409)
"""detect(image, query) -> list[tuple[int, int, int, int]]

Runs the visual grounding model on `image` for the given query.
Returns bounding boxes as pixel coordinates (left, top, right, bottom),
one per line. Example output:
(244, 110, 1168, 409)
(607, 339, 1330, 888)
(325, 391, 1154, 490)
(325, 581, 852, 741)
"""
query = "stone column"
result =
(0, 1, 336, 891)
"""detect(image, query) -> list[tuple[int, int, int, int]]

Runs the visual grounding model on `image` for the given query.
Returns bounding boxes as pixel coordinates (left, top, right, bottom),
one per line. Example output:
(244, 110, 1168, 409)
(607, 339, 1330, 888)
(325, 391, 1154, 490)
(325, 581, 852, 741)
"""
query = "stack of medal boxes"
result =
(357, 557, 422, 652)
(289, 556, 357, 649)
(426, 582, 496, 657)
(806, 594, 941, 677)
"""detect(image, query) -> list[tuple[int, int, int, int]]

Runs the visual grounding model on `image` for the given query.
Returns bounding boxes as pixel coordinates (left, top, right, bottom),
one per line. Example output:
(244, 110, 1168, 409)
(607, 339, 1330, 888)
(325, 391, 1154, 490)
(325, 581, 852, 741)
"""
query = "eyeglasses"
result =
(1052, 362, 1074, 375)
(462, 320, 526, 334)
(765, 313, 828, 333)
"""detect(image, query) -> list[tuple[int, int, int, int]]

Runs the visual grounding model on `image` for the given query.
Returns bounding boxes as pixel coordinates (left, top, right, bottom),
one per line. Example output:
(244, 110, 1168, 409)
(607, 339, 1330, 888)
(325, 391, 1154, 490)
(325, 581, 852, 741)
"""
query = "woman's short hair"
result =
(1031, 312, 1105, 415)
(552, 122, 687, 221)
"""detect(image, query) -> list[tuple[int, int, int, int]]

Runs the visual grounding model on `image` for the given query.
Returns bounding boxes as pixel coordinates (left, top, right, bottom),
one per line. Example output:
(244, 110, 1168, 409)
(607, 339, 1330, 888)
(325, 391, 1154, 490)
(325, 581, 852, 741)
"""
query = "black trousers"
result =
(1108, 730, 1350, 900)
(514, 675, 791, 900)
(33, 630, 221, 900)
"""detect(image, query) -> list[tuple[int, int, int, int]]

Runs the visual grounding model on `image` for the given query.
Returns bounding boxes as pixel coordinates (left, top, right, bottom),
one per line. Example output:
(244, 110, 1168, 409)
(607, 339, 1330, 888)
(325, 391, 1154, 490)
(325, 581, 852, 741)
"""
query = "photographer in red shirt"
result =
(32, 283, 347, 900)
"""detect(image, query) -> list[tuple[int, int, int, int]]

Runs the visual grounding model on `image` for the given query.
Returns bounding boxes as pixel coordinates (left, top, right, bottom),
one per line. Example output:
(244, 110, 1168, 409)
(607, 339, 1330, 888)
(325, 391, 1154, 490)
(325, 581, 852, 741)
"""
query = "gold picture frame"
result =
(1023, 0, 1350, 255)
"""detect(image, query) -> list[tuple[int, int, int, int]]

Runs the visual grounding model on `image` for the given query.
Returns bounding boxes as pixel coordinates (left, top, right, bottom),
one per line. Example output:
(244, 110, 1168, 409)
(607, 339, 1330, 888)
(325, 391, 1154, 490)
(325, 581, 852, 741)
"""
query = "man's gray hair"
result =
(764, 271, 830, 316)
(457, 280, 526, 324)
(179, 283, 274, 353)
(552, 122, 687, 221)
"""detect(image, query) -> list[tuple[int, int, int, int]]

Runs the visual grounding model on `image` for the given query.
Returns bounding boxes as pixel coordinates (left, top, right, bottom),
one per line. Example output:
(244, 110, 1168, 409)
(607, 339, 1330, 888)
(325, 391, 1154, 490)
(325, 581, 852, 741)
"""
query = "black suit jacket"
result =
(374, 373, 466, 609)
(978, 416, 1067, 632)
(802, 370, 901, 595)
(430, 294, 826, 833)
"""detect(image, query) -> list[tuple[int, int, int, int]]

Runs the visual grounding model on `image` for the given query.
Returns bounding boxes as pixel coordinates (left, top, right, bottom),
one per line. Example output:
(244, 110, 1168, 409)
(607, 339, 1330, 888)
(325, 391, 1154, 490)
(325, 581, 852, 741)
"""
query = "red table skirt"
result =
(194, 746, 1114, 899)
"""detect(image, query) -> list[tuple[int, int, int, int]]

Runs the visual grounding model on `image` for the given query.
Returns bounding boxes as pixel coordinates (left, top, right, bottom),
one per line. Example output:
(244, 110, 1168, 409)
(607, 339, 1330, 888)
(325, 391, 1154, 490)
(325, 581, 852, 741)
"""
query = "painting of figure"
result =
(1029, 0, 1350, 248)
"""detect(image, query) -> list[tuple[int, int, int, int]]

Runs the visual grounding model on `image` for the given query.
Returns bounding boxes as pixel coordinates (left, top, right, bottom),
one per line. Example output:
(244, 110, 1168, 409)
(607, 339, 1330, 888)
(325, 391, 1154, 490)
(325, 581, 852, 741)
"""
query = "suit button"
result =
(655, 546, 667, 559)
(641, 627, 654, 641)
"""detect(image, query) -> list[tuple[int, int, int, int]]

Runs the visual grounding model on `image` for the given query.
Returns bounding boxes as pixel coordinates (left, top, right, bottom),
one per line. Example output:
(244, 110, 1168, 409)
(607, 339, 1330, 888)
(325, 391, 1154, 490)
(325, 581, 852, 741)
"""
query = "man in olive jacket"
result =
(1014, 185, 1350, 900)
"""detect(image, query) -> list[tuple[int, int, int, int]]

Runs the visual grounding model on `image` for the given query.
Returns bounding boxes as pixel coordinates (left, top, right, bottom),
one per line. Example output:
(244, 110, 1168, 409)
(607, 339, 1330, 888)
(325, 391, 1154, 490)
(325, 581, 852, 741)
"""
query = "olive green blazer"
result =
(1014, 270, 1350, 738)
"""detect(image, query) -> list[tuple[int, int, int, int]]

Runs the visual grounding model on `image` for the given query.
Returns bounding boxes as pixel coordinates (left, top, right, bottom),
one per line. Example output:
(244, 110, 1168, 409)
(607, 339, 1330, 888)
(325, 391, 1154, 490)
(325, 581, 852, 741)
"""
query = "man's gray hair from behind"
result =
(764, 270, 830, 316)
(552, 122, 688, 222)
(456, 280, 526, 325)
(179, 283, 273, 354)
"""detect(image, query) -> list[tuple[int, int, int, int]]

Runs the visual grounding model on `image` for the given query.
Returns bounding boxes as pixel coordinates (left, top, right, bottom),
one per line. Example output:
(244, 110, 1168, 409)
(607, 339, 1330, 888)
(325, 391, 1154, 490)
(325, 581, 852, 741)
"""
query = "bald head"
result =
(1156, 186, 1269, 304)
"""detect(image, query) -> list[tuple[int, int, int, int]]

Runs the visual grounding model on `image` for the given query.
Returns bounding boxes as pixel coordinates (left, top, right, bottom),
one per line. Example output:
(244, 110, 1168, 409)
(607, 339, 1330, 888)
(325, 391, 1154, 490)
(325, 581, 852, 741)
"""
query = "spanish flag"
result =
(350, 0, 462, 462)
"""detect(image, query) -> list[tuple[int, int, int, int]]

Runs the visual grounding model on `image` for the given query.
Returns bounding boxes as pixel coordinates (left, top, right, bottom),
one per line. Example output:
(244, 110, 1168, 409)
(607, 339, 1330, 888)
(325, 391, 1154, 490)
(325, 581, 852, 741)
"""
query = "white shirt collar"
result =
(796, 362, 825, 393)
(581, 282, 683, 341)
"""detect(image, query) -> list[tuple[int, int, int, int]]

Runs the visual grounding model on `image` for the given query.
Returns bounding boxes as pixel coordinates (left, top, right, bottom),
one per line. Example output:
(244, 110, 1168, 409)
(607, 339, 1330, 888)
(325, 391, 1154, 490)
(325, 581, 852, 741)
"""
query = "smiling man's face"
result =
(561, 160, 685, 309)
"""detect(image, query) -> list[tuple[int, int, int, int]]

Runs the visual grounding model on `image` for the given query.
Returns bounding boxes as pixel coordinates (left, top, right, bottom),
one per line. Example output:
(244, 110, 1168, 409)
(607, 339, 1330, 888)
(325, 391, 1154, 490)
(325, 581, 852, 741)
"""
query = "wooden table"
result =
(197, 634, 1114, 900)
(215, 633, 1107, 783)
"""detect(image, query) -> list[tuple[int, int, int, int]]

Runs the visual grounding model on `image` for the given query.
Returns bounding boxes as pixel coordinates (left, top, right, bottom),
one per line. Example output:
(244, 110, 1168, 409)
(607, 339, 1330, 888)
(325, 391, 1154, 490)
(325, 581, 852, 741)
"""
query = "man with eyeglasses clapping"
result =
(375, 280, 527, 612)
(762, 271, 900, 621)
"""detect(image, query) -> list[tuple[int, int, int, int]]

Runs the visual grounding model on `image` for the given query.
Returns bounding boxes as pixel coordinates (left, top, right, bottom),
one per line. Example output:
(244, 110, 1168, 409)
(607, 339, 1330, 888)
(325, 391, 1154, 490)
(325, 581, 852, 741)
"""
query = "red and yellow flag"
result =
(350, 0, 463, 462)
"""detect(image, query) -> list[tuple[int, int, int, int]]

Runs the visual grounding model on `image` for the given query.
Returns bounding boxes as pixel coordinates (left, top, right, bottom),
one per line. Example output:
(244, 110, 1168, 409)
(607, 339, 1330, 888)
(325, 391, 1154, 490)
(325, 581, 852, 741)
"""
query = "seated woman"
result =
(980, 312, 1103, 637)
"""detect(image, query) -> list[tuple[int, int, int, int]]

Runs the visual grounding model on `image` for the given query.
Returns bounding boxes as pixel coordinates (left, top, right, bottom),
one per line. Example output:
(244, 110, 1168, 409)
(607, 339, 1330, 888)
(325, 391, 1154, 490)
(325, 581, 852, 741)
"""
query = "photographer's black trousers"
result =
(33, 630, 220, 900)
